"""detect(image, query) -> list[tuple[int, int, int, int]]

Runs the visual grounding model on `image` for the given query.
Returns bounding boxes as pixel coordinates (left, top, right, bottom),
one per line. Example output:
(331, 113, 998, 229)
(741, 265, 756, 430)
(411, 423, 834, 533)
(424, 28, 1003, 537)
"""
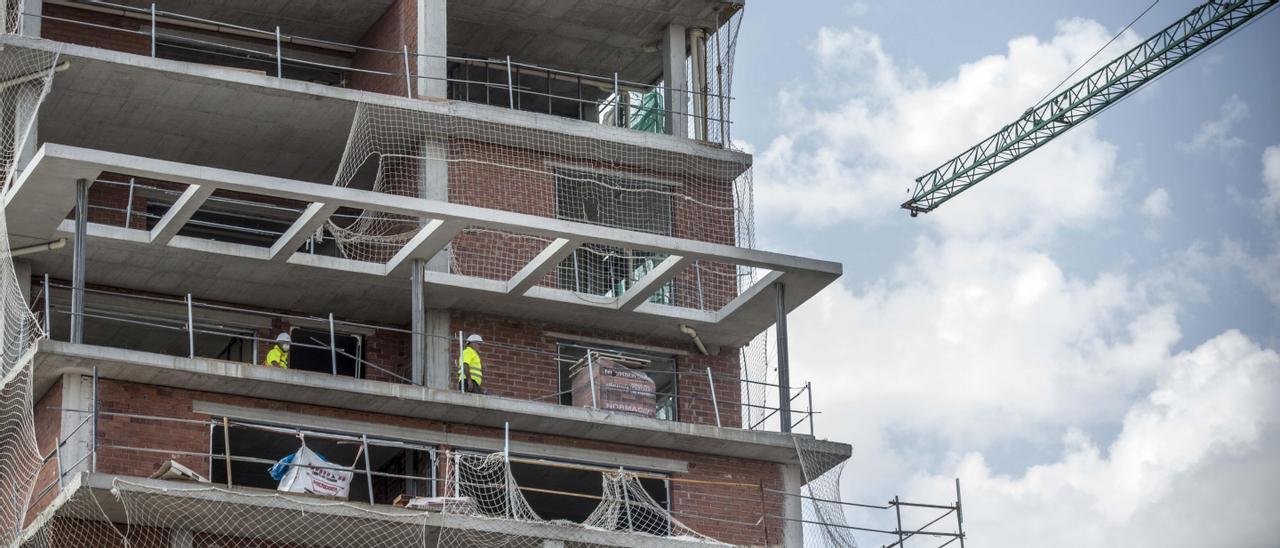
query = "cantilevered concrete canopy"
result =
(7, 144, 839, 347)
(22, 34, 749, 189)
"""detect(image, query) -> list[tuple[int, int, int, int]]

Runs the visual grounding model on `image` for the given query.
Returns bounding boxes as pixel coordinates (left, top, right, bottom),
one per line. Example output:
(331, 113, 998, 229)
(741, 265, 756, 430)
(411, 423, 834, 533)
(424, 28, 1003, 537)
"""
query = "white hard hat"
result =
(466, 334, 483, 344)
(276, 333, 291, 343)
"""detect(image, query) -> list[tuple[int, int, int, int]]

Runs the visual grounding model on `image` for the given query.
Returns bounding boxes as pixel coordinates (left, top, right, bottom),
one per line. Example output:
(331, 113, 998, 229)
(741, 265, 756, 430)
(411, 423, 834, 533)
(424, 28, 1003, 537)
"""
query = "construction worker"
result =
(265, 333, 290, 369)
(459, 334, 484, 394)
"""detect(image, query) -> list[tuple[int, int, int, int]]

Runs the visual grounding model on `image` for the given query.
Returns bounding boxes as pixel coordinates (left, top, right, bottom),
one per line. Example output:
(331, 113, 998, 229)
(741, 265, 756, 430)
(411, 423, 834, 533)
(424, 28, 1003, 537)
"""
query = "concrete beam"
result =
(506, 237, 578, 295)
(269, 202, 338, 261)
(384, 219, 464, 278)
(148, 184, 212, 245)
(616, 255, 691, 312)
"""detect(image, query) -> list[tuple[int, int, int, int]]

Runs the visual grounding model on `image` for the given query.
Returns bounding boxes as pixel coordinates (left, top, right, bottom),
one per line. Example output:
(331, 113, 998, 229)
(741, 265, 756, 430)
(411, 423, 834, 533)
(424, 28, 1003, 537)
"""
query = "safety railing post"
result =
(456, 331, 464, 391)
(706, 367, 721, 427)
(505, 55, 515, 109)
(328, 313, 337, 376)
(222, 417, 233, 488)
(587, 351, 598, 409)
(402, 45, 413, 98)
(956, 478, 966, 548)
(53, 428, 64, 488)
(894, 496, 906, 548)
(361, 434, 375, 507)
(186, 293, 194, 358)
(92, 365, 98, 473)
(807, 381, 814, 436)
(275, 26, 283, 78)
(124, 177, 135, 228)
(149, 3, 156, 58)
(42, 273, 50, 335)
(251, 333, 258, 366)
(613, 72, 620, 126)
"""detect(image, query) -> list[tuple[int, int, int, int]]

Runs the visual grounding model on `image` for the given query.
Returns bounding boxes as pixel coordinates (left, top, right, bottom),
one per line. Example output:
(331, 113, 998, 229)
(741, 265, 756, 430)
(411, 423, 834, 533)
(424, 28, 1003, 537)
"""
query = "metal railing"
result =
(20, 0, 735, 144)
(34, 280, 815, 434)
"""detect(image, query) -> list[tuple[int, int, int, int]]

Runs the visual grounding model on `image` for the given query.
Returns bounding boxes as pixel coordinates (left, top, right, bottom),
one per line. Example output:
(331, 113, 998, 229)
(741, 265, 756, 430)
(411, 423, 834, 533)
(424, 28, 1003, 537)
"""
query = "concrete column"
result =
(688, 28, 708, 141)
(416, 0, 447, 99)
(416, 137, 452, 389)
(59, 374, 93, 479)
(20, 0, 41, 37)
(411, 260, 426, 385)
(426, 309, 451, 388)
(662, 23, 688, 138)
(780, 463, 805, 547)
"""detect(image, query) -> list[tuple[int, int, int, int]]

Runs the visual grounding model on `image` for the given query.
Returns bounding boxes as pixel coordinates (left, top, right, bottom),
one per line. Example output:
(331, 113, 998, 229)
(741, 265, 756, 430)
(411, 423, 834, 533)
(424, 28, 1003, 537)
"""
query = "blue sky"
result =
(730, 1, 1280, 545)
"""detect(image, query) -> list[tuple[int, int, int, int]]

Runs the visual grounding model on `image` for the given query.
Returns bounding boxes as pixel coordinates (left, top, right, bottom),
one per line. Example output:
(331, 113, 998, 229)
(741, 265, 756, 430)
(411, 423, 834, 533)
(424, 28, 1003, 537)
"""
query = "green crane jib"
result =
(903, 0, 1278, 217)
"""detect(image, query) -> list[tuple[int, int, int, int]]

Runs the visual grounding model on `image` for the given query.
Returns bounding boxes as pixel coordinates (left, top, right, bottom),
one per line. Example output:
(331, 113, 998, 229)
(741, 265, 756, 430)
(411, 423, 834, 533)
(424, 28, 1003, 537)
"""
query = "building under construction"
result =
(0, 0, 866, 546)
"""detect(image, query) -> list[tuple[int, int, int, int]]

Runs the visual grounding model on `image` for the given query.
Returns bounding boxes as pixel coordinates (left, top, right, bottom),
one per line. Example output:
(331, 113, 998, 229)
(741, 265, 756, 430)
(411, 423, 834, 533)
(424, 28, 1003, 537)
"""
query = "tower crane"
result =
(902, 0, 1278, 216)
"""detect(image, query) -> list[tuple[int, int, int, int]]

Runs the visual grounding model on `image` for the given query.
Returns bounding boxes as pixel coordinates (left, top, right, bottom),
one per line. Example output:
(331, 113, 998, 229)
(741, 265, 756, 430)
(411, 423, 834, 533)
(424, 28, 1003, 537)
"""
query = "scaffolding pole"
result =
(70, 179, 87, 344)
(774, 282, 791, 432)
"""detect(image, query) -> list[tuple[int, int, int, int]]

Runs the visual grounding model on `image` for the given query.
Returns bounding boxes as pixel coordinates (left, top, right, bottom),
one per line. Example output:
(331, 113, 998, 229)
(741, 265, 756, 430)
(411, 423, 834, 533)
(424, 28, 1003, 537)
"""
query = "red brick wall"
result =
(349, 0, 417, 96)
(24, 378, 64, 524)
(90, 379, 783, 545)
(41, 4, 150, 56)
(448, 310, 743, 428)
(363, 328, 412, 382)
(446, 140, 740, 308)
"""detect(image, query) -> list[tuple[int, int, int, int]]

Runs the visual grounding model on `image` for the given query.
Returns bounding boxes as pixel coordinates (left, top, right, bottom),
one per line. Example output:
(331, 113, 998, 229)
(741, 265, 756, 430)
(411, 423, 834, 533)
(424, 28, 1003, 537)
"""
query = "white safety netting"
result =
(584, 470, 719, 543)
(326, 100, 753, 312)
(795, 436, 859, 548)
(21, 451, 728, 547)
(0, 45, 60, 547)
(2, 1, 23, 35)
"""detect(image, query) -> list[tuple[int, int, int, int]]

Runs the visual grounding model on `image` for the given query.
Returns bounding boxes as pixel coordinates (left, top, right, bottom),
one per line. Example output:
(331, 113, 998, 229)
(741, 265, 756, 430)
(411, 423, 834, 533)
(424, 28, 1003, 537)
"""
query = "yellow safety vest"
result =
(265, 345, 289, 369)
(460, 346, 482, 384)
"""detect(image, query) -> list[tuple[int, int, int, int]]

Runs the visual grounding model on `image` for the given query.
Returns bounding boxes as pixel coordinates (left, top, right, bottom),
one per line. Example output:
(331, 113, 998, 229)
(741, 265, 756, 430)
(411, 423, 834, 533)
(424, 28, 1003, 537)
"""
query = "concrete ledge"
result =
(33, 340, 852, 468)
(23, 472, 718, 548)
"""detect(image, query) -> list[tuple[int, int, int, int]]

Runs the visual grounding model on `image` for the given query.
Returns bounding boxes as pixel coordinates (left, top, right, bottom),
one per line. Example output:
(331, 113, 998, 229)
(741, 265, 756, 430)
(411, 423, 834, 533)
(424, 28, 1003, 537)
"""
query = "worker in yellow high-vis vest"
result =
(459, 334, 484, 394)
(265, 333, 290, 369)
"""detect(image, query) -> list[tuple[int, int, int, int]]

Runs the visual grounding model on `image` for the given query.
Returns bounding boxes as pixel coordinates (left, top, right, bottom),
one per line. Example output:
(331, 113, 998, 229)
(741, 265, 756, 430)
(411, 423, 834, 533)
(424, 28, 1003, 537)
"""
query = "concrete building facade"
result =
(0, 1, 851, 546)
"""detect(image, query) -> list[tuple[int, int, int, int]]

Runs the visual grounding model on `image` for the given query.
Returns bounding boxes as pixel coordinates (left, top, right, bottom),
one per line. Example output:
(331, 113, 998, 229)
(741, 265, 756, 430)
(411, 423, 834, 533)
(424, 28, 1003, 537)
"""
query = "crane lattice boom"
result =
(904, 0, 1278, 216)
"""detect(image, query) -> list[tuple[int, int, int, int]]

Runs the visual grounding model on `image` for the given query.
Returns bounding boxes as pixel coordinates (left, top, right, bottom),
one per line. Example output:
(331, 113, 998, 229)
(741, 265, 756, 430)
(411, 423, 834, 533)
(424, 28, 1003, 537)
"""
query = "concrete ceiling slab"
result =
(448, 0, 739, 84)
(90, 0, 397, 44)
(40, 55, 354, 184)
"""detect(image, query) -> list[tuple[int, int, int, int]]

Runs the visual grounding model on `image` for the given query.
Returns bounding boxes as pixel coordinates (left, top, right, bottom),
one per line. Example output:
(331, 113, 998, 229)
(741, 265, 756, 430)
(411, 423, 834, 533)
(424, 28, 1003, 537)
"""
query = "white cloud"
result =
(904, 330, 1280, 548)
(1179, 94, 1249, 159)
(1140, 188, 1171, 220)
(755, 17, 1280, 548)
(1263, 144, 1280, 216)
(756, 19, 1140, 240)
(794, 240, 1177, 448)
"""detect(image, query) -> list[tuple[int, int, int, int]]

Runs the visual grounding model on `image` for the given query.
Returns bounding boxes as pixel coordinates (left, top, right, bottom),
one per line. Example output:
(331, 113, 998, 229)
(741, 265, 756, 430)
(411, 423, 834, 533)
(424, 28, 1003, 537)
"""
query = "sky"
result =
(730, 1, 1280, 546)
